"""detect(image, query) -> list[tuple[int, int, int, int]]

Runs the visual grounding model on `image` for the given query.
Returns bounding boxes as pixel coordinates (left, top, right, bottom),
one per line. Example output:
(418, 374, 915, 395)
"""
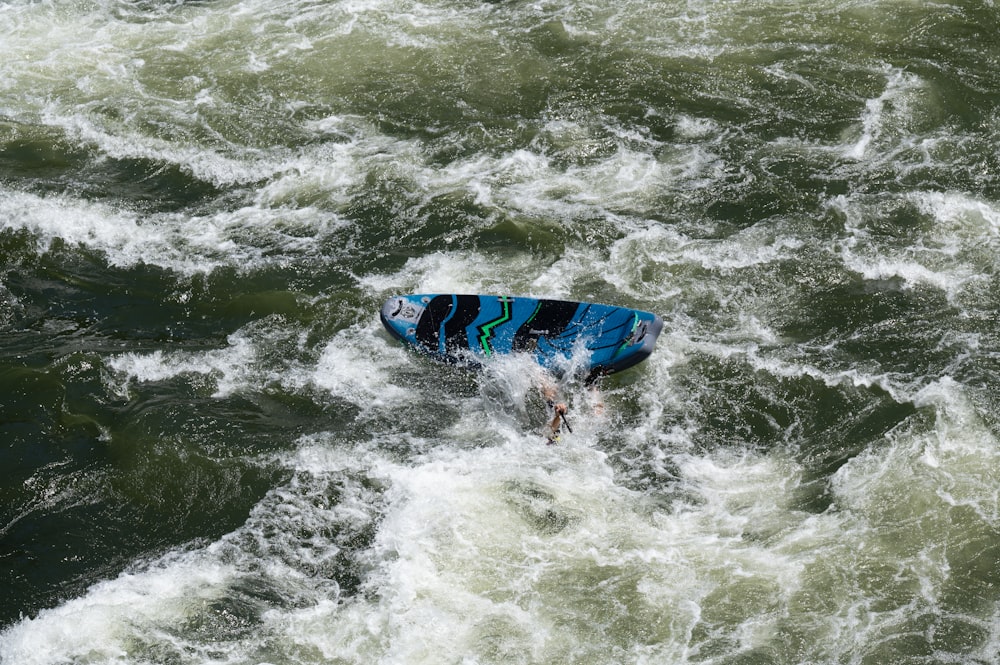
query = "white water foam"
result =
(25, 371, 990, 665)
(360, 250, 556, 298)
(106, 330, 259, 398)
(248, 437, 820, 663)
(10, 257, 1000, 665)
(303, 321, 422, 412)
(832, 191, 1000, 303)
(820, 378, 1000, 660)
(4, 0, 999, 663)
(0, 189, 351, 275)
(843, 67, 928, 161)
(0, 550, 237, 664)
(609, 222, 805, 275)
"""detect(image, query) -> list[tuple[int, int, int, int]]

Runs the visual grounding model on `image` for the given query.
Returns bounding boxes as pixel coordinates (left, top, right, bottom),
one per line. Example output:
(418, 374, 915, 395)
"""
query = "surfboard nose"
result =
(380, 296, 425, 344)
(381, 296, 403, 321)
(382, 296, 424, 322)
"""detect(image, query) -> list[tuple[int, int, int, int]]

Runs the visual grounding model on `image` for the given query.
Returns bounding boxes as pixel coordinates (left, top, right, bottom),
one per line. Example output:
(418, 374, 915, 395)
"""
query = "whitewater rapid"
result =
(3, 0, 1000, 662)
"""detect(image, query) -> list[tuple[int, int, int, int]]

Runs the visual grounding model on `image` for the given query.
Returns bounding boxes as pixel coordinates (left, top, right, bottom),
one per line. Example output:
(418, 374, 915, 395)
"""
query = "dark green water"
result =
(2, 0, 999, 662)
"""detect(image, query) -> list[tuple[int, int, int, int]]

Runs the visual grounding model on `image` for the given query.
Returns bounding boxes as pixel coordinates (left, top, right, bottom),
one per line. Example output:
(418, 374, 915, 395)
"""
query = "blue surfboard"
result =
(380, 294, 663, 379)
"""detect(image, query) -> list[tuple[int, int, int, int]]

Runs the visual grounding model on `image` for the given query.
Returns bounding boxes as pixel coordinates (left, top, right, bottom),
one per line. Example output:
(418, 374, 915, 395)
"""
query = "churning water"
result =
(2, 0, 999, 663)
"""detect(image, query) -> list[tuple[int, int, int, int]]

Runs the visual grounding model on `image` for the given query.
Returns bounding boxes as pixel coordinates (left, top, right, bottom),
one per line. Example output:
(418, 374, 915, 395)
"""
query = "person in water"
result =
(538, 374, 604, 444)
(542, 393, 569, 445)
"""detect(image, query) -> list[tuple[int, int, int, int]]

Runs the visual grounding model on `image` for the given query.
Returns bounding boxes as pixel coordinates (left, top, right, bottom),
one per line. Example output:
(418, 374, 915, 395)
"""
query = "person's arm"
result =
(540, 377, 567, 420)
(538, 376, 567, 443)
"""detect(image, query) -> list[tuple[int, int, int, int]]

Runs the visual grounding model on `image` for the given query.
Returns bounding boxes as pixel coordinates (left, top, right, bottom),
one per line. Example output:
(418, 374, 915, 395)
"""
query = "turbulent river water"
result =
(2, 0, 1000, 663)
